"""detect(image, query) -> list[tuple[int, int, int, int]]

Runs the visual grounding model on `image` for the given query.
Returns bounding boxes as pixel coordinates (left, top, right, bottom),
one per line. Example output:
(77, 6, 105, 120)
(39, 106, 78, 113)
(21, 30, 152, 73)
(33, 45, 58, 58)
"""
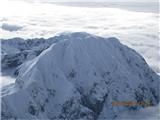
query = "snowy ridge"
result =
(1, 37, 57, 70)
(1, 32, 159, 120)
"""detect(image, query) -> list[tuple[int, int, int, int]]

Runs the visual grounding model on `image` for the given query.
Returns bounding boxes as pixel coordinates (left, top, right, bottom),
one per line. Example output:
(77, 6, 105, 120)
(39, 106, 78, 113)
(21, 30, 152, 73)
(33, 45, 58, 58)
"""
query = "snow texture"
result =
(1, 32, 159, 120)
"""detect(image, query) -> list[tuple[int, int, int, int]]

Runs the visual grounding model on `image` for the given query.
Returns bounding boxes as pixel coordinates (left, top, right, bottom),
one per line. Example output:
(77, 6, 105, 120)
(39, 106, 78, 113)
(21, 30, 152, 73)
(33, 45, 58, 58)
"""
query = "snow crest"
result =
(1, 32, 159, 120)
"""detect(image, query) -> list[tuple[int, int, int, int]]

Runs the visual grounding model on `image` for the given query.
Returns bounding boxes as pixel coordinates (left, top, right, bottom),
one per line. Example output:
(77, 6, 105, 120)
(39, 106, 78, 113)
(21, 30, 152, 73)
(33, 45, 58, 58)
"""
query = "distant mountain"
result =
(1, 32, 159, 120)
(1, 35, 66, 71)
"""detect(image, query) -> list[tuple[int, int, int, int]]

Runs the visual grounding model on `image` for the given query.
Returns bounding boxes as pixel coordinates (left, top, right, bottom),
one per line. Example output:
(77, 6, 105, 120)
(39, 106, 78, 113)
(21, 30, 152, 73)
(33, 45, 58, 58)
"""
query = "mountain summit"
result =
(1, 32, 159, 120)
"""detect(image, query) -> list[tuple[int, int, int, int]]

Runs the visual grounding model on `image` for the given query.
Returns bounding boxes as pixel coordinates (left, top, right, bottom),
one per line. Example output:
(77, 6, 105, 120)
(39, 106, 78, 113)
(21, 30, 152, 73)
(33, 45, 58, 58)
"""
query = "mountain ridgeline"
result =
(1, 32, 159, 120)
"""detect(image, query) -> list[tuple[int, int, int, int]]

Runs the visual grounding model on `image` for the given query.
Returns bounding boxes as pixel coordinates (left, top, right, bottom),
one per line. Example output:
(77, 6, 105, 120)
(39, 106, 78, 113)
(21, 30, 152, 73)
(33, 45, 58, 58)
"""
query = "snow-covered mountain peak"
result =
(16, 32, 121, 89)
(1, 32, 159, 120)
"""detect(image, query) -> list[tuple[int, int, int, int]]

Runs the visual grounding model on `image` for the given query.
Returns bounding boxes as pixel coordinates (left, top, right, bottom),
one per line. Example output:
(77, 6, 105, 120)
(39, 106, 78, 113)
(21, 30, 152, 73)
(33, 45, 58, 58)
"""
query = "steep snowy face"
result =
(1, 38, 52, 69)
(1, 32, 159, 120)
(1, 34, 76, 70)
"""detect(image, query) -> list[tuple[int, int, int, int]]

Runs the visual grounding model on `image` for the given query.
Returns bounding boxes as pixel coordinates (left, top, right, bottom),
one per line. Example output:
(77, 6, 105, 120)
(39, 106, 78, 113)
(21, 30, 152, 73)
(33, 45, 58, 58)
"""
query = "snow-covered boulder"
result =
(1, 32, 159, 120)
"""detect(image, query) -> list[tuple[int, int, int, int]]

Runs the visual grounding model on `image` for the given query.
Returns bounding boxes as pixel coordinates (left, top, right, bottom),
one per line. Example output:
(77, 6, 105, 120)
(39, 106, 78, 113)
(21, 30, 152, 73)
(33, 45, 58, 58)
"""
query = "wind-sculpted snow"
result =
(1, 32, 159, 120)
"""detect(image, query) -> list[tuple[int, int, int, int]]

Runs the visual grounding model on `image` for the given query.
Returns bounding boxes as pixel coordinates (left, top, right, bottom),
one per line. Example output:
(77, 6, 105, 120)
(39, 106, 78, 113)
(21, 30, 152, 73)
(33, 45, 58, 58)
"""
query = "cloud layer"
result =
(1, 23, 23, 32)
(0, 1, 159, 72)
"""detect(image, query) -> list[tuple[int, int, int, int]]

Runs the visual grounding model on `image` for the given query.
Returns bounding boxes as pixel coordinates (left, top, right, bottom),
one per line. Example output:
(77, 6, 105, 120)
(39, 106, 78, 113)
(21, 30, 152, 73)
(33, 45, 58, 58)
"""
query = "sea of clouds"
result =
(0, 0, 159, 73)
(0, 1, 159, 119)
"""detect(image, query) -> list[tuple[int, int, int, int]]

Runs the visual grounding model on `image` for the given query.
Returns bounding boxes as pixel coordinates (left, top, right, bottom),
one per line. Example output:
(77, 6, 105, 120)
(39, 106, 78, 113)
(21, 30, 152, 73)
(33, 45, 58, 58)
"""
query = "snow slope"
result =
(1, 32, 159, 120)
(1, 34, 74, 70)
(115, 103, 160, 120)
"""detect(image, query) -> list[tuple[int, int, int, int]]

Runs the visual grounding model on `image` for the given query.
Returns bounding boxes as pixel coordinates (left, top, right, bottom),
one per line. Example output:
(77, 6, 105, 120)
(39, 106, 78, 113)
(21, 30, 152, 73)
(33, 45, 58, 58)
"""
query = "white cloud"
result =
(0, 1, 159, 72)
(1, 23, 23, 32)
(0, 76, 15, 88)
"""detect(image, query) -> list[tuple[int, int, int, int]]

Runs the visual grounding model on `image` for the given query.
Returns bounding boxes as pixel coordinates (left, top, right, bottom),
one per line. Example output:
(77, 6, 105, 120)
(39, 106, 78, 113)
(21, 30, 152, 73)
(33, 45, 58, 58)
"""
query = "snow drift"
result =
(1, 32, 159, 120)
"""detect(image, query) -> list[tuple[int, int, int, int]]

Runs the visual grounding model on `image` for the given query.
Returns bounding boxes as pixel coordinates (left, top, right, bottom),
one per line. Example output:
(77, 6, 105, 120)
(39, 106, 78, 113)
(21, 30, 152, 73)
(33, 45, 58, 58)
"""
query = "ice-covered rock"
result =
(1, 37, 56, 70)
(1, 32, 159, 120)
